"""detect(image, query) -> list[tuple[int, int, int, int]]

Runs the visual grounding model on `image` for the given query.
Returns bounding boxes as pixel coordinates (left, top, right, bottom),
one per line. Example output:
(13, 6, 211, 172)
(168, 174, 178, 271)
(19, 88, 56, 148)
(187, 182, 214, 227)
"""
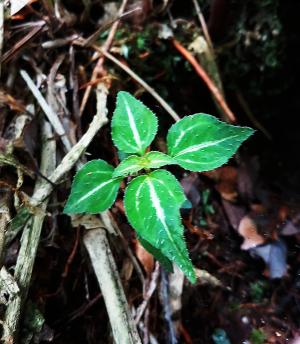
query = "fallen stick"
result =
(30, 107, 108, 206)
(27, 83, 140, 343)
(191, 0, 213, 52)
(0, 0, 4, 76)
(0, 192, 10, 266)
(20, 69, 72, 152)
(172, 38, 236, 123)
(134, 262, 160, 324)
(3, 121, 56, 343)
(84, 229, 141, 344)
(79, 0, 129, 115)
(92, 46, 180, 122)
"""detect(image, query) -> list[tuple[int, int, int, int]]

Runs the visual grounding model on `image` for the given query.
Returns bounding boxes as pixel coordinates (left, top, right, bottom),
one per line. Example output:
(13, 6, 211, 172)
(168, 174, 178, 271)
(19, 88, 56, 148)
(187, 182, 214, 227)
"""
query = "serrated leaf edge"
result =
(63, 159, 122, 214)
(167, 113, 254, 156)
(112, 155, 142, 178)
(124, 171, 196, 282)
(111, 91, 158, 155)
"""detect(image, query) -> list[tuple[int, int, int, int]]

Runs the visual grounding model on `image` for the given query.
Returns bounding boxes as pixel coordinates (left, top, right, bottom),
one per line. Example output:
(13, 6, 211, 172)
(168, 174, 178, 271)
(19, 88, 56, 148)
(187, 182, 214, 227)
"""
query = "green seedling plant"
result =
(64, 91, 254, 283)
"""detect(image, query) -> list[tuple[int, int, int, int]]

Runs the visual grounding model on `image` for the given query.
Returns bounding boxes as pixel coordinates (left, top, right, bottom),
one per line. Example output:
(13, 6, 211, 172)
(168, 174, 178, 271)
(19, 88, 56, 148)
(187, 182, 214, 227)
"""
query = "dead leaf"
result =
(216, 166, 238, 201)
(238, 215, 265, 250)
(10, 0, 38, 16)
(281, 212, 300, 236)
(237, 156, 259, 201)
(134, 239, 154, 275)
(281, 221, 300, 236)
(0, 89, 27, 113)
(222, 199, 246, 230)
(121, 258, 134, 282)
(291, 336, 300, 344)
(204, 166, 238, 201)
(181, 173, 201, 207)
(250, 239, 287, 279)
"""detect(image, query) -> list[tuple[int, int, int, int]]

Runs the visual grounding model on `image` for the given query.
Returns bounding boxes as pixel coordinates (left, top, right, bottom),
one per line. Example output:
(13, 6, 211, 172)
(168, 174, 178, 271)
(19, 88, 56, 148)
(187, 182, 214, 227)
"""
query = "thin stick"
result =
(84, 229, 141, 344)
(192, 0, 213, 52)
(20, 69, 72, 152)
(0, 0, 4, 76)
(0, 192, 10, 267)
(14, 83, 140, 343)
(3, 121, 56, 343)
(134, 262, 160, 324)
(93, 46, 180, 122)
(0, 266, 20, 305)
(172, 38, 236, 123)
(235, 90, 272, 140)
(81, 84, 140, 342)
(1, 23, 45, 64)
(79, 0, 129, 115)
(30, 109, 108, 206)
(83, 7, 142, 47)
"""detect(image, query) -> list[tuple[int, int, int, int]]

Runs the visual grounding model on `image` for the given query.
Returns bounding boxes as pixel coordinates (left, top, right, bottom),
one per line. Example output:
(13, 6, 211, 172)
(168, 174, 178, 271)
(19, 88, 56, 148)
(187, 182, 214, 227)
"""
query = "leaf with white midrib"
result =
(113, 151, 175, 178)
(111, 91, 158, 155)
(64, 160, 121, 214)
(124, 170, 196, 282)
(113, 155, 142, 178)
(167, 113, 254, 172)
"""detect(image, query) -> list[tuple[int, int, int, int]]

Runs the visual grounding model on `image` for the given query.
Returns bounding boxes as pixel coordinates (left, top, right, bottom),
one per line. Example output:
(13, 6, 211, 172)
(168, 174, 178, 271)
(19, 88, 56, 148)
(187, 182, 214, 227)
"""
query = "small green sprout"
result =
(64, 91, 254, 283)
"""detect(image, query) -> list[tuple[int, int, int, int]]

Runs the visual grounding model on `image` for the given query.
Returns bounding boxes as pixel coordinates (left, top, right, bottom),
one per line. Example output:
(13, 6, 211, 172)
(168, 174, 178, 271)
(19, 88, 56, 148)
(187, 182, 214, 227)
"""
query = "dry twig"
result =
(91, 46, 180, 122)
(84, 229, 141, 344)
(0, 0, 4, 76)
(3, 121, 56, 343)
(79, 0, 129, 115)
(172, 38, 236, 123)
(135, 262, 160, 324)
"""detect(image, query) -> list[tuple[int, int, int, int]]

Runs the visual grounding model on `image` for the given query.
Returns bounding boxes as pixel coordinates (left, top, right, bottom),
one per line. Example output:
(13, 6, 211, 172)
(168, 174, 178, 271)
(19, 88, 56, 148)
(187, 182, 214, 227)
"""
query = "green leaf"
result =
(138, 236, 174, 273)
(117, 150, 131, 162)
(112, 91, 158, 155)
(64, 160, 121, 214)
(113, 155, 142, 178)
(113, 151, 175, 178)
(124, 170, 196, 283)
(142, 151, 175, 169)
(167, 114, 254, 172)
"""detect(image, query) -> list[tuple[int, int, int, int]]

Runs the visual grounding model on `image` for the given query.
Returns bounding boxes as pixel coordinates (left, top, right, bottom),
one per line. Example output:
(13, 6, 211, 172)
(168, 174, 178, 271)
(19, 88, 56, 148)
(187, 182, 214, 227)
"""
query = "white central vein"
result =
(119, 164, 140, 173)
(74, 179, 114, 206)
(147, 178, 188, 268)
(135, 180, 144, 213)
(147, 180, 168, 231)
(175, 135, 239, 157)
(116, 135, 138, 150)
(152, 160, 169, 164)
(173, 122, 202, 149)
(124, 98, 142, 150)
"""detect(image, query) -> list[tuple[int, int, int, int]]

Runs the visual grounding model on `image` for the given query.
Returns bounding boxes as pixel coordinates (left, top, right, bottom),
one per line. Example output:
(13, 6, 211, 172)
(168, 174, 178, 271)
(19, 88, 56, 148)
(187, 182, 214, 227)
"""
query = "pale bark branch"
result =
(84, 228, 141, 344)
(3, 121, 56, 343)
